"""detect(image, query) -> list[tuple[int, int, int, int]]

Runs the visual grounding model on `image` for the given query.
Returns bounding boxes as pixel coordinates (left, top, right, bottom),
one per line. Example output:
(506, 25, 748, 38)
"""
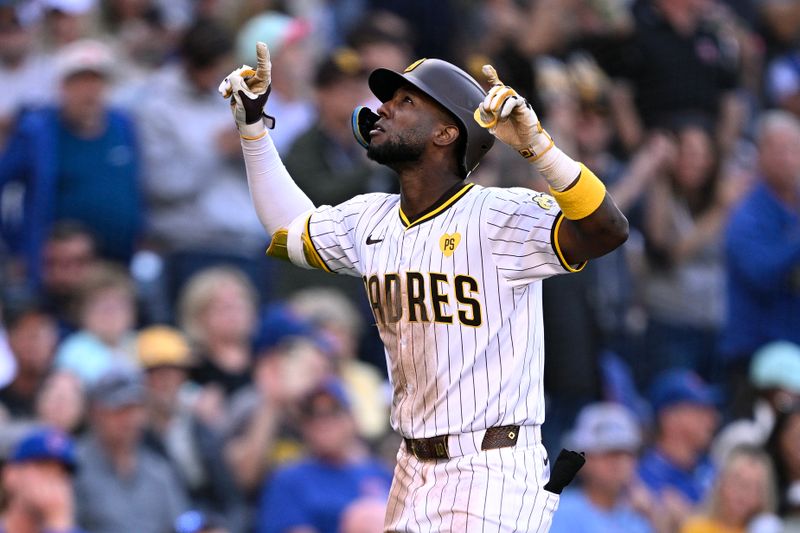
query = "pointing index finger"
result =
(482, 64, 502, 87)
(254, 41, 271, 84)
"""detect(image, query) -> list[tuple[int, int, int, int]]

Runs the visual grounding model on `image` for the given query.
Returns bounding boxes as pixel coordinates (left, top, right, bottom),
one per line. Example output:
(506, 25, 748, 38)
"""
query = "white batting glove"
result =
(474, 65, 553, 160)
(474, 64, 579, 191)
(218, 41, 274, 139)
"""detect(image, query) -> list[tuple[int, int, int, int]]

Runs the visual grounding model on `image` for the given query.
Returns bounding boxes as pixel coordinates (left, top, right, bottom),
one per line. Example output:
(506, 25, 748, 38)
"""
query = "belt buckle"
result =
(433, 438, 449, 459)
(409, 439, 422, 460)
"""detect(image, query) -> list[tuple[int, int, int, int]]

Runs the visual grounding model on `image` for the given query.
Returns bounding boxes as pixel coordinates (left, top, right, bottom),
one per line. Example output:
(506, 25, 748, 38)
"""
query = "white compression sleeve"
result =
(241, 132, 315, 233)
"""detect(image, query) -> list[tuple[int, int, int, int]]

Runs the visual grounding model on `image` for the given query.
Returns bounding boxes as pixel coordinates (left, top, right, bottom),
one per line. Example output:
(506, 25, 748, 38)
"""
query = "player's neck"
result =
(398, 169, 463, 222)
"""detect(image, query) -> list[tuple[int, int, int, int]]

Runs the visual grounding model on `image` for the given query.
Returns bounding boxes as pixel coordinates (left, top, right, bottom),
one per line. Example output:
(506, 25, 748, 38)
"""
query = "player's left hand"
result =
(218, 41, 275, 137)
(474, 65, 554, 161)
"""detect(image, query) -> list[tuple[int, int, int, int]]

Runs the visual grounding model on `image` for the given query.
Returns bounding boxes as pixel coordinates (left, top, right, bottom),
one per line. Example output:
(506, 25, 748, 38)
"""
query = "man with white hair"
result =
(722, 110, 800, 413)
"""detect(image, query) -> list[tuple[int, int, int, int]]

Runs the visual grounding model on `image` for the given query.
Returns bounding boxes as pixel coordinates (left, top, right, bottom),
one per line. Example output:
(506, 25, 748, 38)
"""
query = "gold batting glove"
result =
(218, 41, 274, 139)
(474, 65, 554, 161)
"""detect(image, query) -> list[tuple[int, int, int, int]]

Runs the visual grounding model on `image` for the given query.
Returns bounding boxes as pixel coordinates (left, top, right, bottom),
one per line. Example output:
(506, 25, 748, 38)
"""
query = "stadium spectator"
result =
(712, 341, 800, 465)
(136, 19, 267, 302)
(55, 264, 138, 384)
(256, 380, 392, 533)
(550, 402, 657, 533)
(41, 0, 96, 48)
(722, 110, 800, 413)
(0, 39, 142, 284)
(235, 12, 315, 155)
(285, 49, 390, 208)
(224, 304, 331, 493)
(638, 370, 720, 530)
(0, 4, 55, 147)
(347, 10, 413, 74)
(0, 427, 83, 533)
(276, 49, 396, 303)
(34, 371, 85, 435)
(137, 326, 246, 532)
(765, 402, 800, 525)
(38, 222, 98, 333)
(597, 0, 742, 151)
(681, 446, 781, 533)
(0, 301, 58, 418)
(178, 267, 257, 400)
(75, 367, 188, 533)
(641, 124, 749, 385)
(289, 288, 390, 441)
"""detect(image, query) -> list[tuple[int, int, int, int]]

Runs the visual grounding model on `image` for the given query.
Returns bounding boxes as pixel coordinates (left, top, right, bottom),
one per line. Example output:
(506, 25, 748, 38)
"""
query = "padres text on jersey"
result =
(269, 182, 584, 438)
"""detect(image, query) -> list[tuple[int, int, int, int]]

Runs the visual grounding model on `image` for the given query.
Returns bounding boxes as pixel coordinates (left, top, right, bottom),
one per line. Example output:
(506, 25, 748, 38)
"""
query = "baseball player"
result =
(219, 43, 628, 532)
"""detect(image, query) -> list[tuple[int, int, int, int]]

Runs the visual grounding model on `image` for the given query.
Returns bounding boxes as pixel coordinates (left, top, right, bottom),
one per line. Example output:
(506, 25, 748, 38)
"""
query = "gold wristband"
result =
(549, 164, 606, 220)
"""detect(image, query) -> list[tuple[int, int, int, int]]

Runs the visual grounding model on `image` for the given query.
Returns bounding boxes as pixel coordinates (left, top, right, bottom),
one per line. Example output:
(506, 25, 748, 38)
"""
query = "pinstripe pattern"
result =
(286, 184, 573, 530)
(384, 442, 559, 532)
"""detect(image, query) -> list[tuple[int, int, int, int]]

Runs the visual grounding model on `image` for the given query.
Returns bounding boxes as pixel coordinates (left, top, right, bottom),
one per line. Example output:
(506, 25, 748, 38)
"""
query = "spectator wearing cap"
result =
(550, 403, 656, 533)
(257, 380, 392, 533)
(137, 326, 246, 533)
(637, 370, 720, 530)
(224, 304, 332, 493)
(40, 0, 96, 49)
(712, 341, 800, 465)
(285, 47, 393, 208)
(74, 367, 188, 533)
(0, 427, 84, 533)
(0, 38, 142, 284)
(289, 287, 390, 441)
(277, 49, 394, 302)
(136, 19, 268, 304)
(236, 12, 315, 155)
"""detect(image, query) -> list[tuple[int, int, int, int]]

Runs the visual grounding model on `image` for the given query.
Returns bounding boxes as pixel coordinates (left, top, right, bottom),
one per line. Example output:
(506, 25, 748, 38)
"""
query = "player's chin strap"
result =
(352, 106, 379, 149)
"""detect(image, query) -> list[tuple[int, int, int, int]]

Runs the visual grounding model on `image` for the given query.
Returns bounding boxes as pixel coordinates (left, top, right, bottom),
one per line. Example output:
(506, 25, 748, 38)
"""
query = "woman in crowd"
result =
(681, 446, 780, 533)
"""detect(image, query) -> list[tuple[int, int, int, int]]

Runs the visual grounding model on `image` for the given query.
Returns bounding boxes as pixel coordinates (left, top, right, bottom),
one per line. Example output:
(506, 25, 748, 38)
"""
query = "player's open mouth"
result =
(370, 123, 386, 137)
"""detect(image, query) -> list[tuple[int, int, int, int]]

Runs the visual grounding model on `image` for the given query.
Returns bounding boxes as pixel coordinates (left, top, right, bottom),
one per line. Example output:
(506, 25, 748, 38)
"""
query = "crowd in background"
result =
(0, 0, 799, 532)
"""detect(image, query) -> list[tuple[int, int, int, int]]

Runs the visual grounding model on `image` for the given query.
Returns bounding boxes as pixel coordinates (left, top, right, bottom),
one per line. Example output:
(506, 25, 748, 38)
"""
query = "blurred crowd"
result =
(0, 0, 798, 532)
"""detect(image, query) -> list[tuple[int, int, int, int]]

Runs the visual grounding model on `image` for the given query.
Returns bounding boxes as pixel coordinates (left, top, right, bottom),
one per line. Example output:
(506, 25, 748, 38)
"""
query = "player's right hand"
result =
(218, 41, 275, 138)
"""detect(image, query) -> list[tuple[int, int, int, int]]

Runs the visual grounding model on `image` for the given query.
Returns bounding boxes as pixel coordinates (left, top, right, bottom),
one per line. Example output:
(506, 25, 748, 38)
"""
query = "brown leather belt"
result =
(404, 425, 520, 461)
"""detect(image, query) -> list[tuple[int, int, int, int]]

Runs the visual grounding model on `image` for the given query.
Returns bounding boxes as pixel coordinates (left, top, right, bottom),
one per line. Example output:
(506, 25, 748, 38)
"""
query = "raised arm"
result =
(475, 65, 629, 266)
(219, 42, 314, 234)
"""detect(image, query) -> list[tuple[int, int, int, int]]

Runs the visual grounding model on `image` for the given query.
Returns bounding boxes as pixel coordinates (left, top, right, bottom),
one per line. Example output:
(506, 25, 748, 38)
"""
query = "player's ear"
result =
(433, 124, 460, 148)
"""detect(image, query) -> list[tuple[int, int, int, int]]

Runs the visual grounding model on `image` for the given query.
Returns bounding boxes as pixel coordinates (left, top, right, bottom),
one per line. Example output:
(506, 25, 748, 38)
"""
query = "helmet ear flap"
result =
(352, 106, 380, 149)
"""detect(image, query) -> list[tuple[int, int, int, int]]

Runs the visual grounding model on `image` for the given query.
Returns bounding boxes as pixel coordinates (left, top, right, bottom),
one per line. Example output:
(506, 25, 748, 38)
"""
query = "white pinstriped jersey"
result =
(284, 181, 582, 439)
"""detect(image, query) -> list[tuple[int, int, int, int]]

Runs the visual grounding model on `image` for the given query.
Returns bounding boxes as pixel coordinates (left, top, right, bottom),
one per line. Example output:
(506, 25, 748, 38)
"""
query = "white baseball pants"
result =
(384, 426, 560, 532)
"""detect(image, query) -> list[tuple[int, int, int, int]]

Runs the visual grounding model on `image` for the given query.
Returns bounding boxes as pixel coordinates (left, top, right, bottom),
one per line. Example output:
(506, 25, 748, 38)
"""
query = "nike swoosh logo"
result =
(366, 236, 384, 245)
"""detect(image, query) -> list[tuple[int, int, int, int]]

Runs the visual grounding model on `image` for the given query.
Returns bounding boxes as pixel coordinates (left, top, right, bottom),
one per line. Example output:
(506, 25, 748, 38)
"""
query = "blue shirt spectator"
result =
(637, 370, 719, 507)
(258, 458, 392, 533)
(0, 40, 142, 284)
(257, 381, 392, 533)
(551, 490, 654, 533)
(722, 179, 800, 359)
(637, 448, 716, 506)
